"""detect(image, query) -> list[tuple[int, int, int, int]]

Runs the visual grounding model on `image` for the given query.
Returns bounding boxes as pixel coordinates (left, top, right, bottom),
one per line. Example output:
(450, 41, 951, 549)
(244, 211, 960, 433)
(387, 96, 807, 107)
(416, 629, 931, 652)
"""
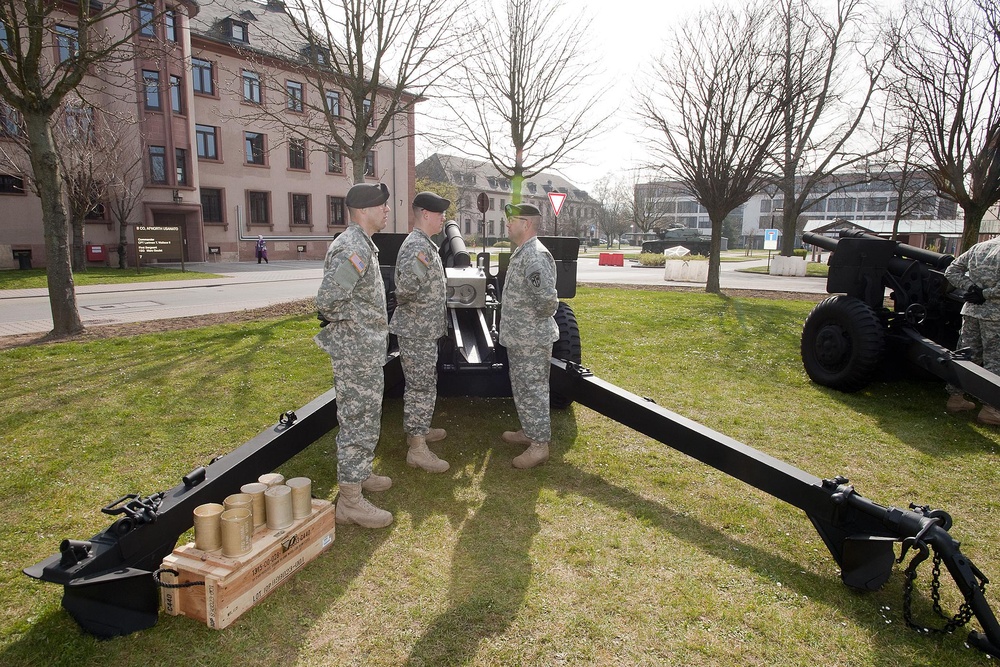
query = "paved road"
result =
(0, 256, 827, 338)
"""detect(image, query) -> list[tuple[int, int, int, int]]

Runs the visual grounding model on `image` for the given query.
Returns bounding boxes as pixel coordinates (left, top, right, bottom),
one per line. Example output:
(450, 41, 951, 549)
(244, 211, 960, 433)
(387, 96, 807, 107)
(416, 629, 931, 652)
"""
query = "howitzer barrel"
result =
(802, 231, 838, 252)
(802, 230, 953, 270)
(442, 221, 471, 268)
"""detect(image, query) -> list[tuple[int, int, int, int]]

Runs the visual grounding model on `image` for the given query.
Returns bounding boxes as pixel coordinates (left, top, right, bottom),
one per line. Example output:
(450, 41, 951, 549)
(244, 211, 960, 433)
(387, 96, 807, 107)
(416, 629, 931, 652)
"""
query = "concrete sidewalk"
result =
(0, 257, 826, 338)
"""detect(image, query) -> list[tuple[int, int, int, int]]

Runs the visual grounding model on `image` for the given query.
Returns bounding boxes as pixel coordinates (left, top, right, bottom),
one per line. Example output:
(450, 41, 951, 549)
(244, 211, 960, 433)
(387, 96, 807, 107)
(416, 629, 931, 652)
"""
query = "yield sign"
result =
(547, 191, 567, 217)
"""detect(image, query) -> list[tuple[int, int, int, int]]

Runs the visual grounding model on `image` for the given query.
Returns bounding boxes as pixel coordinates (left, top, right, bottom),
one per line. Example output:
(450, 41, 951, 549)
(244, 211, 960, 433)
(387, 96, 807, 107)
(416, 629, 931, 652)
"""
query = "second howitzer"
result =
(800, 230, 1000, 405)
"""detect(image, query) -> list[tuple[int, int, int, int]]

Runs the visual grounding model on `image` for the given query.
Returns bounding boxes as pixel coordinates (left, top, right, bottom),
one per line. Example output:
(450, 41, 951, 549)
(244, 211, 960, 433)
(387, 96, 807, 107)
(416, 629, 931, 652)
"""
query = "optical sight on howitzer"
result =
(22, 222, 1000, 659)
(800, 230, 1000, 407)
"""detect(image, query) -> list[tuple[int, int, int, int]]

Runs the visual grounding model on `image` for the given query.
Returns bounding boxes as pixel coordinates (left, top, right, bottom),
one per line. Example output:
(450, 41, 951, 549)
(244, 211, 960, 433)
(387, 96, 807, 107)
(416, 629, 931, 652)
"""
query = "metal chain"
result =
(902, 546, 982, 634)
(153, 567, 204, 589)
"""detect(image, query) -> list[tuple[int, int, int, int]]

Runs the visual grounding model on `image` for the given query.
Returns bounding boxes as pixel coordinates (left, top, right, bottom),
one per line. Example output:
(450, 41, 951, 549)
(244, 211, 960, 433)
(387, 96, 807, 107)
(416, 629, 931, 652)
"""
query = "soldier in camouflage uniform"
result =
(390, 191, 452, 473)
(499, 203, 560, 468)
(315, 182, 393, 528)
(944, 236, 1000, 425)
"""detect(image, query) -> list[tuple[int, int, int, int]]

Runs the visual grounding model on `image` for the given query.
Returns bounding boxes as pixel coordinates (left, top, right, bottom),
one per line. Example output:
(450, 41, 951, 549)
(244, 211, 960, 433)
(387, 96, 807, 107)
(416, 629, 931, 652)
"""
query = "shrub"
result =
(494, 241, 511, 248)
(639, 253, 666, 267)
(793, 248, 807, 258)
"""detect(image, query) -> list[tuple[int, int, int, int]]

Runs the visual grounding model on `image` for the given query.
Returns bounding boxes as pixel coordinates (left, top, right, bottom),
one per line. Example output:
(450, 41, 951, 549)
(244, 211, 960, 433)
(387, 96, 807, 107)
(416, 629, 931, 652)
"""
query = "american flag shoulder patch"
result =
(416, 251, 430, 267)
(349, 252, 367, 274)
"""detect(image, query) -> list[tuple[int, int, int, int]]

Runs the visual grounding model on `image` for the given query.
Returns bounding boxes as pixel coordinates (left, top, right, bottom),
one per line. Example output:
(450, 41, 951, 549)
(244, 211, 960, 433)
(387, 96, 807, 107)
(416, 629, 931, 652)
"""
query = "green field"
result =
(1, 288, 998, 666)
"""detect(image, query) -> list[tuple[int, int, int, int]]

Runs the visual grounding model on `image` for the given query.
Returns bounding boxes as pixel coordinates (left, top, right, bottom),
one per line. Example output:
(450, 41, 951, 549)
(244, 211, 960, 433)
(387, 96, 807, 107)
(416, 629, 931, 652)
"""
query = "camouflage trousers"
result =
(947, 316, 1000, 397)
(506, 343, 552, 443)
(329, 358, 384, 484)
(399, 335, 439, 436)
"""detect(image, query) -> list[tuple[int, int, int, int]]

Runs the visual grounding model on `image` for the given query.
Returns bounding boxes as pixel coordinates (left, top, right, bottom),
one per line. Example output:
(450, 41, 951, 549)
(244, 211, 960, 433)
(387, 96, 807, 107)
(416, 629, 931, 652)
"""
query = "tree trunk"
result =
(705, 214, 724, 294)
(71, 215, 86, 272)
(118, 221, 128, 269)
(960, 203, 987, 254)
(25, 112, 84, 335)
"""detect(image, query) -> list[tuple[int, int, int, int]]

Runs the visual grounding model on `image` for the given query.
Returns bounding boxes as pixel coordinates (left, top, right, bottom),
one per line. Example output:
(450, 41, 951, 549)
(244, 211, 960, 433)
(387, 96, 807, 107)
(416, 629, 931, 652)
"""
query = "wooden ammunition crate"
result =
(159, 498, 335, 629)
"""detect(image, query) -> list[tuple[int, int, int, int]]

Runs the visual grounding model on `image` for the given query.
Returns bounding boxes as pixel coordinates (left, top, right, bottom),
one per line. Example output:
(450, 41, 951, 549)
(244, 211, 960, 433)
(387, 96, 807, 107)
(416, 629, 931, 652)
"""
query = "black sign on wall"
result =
(135, 226, 183, 261)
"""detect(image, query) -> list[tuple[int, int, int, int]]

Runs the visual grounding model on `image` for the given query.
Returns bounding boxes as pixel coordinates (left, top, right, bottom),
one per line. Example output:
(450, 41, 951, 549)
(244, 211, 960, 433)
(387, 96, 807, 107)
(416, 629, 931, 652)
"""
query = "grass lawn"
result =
(0, 267, 222, 290)
(1, 288, 998, 666)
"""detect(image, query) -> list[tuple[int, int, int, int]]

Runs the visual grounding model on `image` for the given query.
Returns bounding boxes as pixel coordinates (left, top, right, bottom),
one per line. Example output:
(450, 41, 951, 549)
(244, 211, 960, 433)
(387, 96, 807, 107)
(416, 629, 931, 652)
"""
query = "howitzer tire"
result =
(801, 296, 885, 392)
(551, 301, 582, 409)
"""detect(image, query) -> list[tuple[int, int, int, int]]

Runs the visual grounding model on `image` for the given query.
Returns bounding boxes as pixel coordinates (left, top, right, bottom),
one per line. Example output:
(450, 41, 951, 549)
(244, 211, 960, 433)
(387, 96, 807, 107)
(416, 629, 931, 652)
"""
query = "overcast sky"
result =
(414, 0, 723, 192)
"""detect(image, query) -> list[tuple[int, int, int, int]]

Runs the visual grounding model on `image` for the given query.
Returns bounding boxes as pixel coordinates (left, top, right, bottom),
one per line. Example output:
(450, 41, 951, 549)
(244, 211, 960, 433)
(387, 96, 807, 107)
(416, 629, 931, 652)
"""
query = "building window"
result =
(175, 148, 188, 185)
(228, 20, 248, 43)
(64, 104, 93, 141)
(85, 201, 106, 220)
(0, 22, 9, 54)
(329, 196, 345, 226)
(165, 11, 177, 42)
(143, 70, 161, 110)
(149, 146, 167, 183)
(325, 90, 340, 117)
(56, 26, 78, 64)
(138, 3, 155, 37)
(365, 151, 375, 177)
(242, 70, 261, 104)
(195, 124, 218, 159)
(286, 81, 303, 112)
(1, 104, 22, 137)
(201, 188, 224, 222)
(169, 75, 183, 114)
(291, 194, 310, 225)
(192, 58, 214, 95)
(248, 191, 270, 225)
(0, 174, 25, 194)
(245, 132, 265, 165)
(288, 138, 306, 170)
(327, 147, 343, 173)
(362, 99, 375, 127)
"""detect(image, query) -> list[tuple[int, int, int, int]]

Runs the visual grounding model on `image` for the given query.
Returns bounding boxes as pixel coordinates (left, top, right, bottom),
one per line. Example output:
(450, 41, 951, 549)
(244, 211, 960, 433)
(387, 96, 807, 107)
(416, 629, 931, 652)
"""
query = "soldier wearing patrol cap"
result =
(499, 202, 560, 468)
(315, 182, 393, 528)
(389, 191, 452, 473)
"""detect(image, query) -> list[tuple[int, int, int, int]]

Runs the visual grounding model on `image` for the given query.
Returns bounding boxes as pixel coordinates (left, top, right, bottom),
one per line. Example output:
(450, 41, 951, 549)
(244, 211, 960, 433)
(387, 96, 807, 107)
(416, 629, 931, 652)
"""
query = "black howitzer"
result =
(24, 227, 1000, 658)
(800, 230, 1000, 403)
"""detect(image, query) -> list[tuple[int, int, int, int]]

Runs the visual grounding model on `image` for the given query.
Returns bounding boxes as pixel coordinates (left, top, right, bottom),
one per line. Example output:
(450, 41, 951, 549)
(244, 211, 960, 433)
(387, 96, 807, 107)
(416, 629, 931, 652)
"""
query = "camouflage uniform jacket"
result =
(314, 223, 388, 364)
(389, 228, 447, 339)
(945, 236, 1000, 321)
(499, 236, 559, 347)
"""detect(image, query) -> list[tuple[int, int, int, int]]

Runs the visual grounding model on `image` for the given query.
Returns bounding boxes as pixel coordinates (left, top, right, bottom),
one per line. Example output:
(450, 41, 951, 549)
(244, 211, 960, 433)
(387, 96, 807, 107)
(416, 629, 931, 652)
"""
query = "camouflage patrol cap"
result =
(412, 191, 451, 212)
(504, 202, 541, 218)
(346, 182, 390, 209)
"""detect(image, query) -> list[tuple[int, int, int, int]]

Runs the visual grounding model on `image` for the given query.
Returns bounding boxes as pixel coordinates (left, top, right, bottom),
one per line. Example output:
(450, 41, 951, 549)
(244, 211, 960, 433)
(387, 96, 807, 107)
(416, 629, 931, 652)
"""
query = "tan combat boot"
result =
(406, 435, 450, 473)
(512, 441, 549, 469)
(946, 394, 976, 413)
(336, 483, 393, 528)
(977, 405, 1000, 426)
(426, 427, 447, 443)
(501, 429, 531, 445)
(361, 472, 392, 492)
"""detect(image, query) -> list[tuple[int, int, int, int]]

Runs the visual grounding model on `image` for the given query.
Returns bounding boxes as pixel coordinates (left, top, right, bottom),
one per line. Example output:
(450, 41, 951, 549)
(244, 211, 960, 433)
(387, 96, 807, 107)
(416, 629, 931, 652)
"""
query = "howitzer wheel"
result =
(551, 301, 581, 409)
(801, 296, 885, 392)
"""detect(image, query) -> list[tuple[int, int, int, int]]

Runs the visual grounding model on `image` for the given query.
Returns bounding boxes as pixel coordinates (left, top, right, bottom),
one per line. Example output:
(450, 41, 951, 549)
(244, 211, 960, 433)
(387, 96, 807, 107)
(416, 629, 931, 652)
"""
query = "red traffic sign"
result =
(548, 191, 567, 217)
(476, 192, 490, 214)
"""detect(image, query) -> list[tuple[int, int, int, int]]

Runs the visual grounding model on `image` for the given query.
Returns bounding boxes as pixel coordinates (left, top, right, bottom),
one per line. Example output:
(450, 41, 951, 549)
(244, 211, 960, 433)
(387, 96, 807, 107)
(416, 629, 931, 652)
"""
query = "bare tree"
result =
(54, 101, 110, 271)
(640, 2, 785, 293)
(769, 0, 890, 258)
(591, 176, 630, 248)
(874, 102, 939, 240)
(230, 0, 466, 184)
(888, 0, 1000, 251)
(625, 171, 667, 240)
(439, 0, 606, 205)
(0, 0, 163, 335)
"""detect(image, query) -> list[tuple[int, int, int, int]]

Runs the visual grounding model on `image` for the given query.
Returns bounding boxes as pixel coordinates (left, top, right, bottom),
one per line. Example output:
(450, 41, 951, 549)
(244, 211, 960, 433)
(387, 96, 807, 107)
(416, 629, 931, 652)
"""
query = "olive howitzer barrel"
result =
(441, 220, 472, 268)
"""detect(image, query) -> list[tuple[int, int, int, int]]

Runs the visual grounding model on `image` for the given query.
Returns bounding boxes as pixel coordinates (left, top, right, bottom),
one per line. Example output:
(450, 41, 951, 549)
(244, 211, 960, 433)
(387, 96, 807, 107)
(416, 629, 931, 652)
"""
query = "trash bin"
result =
(13, 251, 31, 270)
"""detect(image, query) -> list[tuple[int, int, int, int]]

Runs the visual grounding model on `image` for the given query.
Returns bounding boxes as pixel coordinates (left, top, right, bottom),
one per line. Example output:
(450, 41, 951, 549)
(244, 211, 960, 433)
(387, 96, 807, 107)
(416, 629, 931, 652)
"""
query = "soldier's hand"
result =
(964, 285, 986, 305)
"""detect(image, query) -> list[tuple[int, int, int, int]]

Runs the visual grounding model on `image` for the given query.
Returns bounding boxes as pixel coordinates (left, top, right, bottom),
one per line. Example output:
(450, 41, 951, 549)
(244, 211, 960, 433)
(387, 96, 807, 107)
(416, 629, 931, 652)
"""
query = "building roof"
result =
(803, 217, 1000, 237)
(419, 153, 593, 202)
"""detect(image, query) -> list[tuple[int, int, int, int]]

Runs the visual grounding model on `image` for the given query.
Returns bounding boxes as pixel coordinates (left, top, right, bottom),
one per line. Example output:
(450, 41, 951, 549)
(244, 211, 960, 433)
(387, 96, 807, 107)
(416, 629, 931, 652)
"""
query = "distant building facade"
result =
(0, 0, 416, 269)
(632, 175, 978, 251)
(416, 153, 599, 244)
